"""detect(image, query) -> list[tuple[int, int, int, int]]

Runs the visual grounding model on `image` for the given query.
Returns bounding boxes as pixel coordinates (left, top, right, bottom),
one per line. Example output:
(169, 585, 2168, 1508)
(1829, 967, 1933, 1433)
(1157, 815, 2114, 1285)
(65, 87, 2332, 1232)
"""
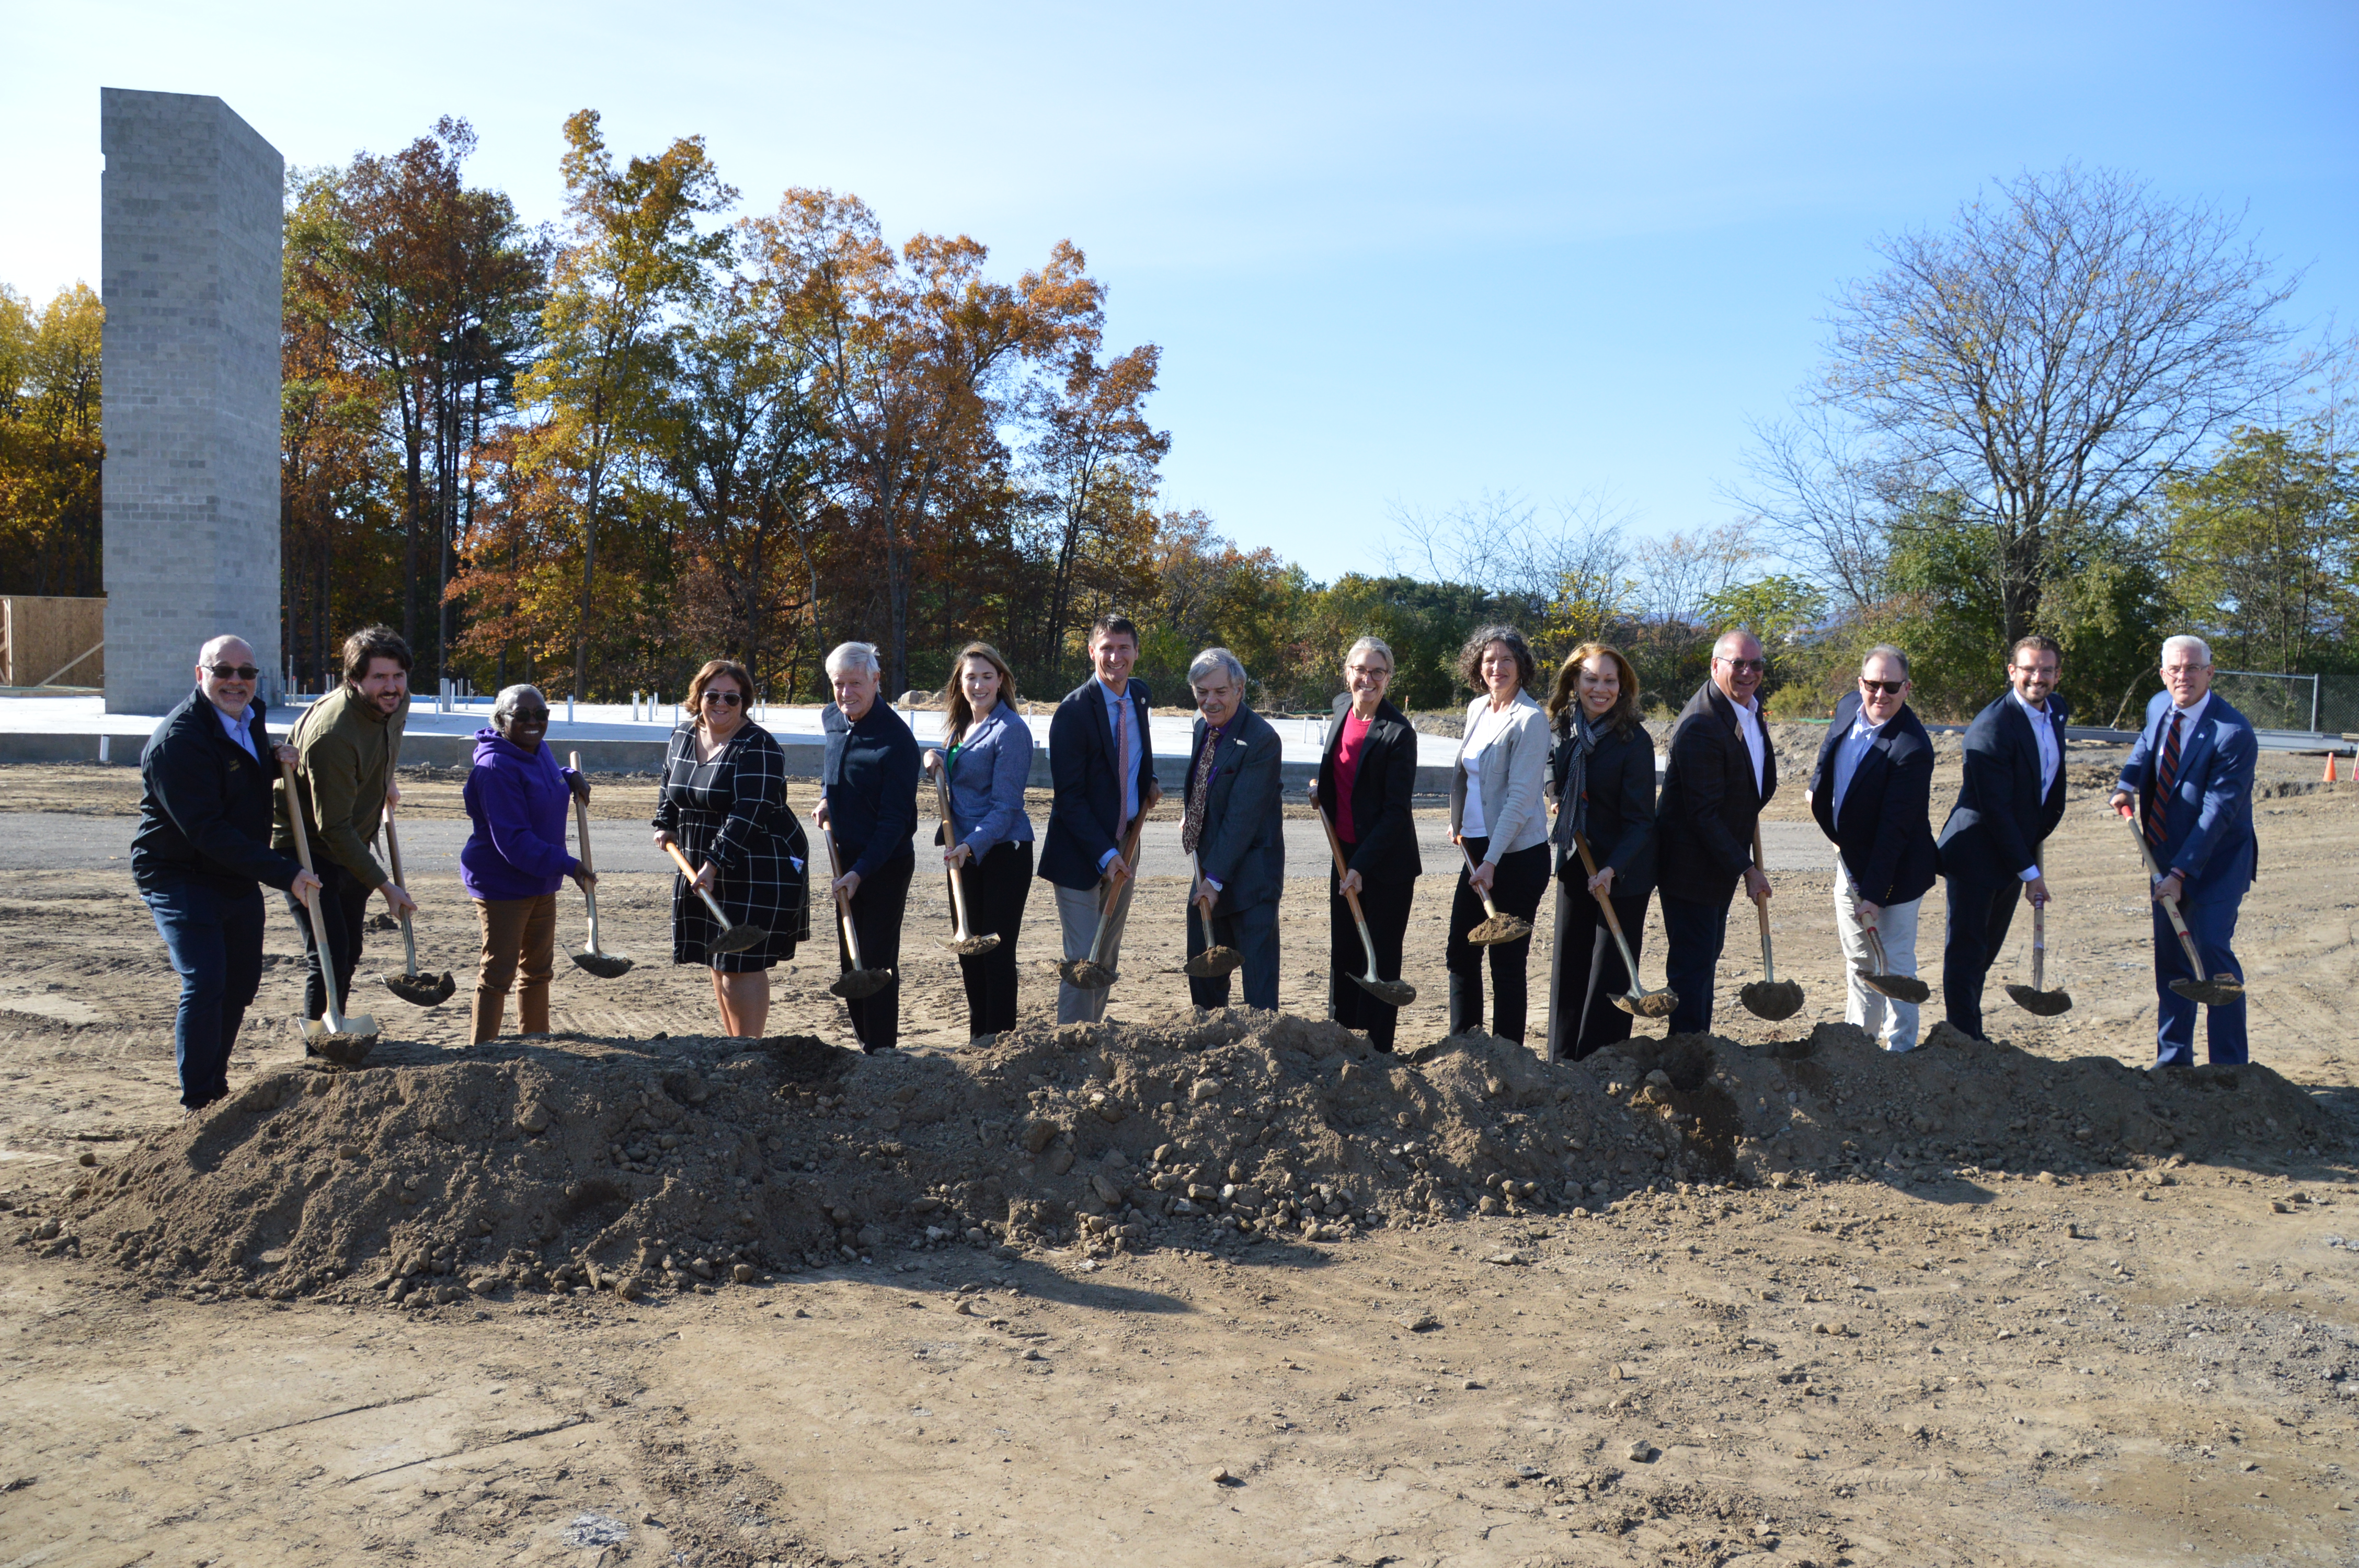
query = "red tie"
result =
(1115, 694, 1137, 832)
(2147, 710, 2182, 848)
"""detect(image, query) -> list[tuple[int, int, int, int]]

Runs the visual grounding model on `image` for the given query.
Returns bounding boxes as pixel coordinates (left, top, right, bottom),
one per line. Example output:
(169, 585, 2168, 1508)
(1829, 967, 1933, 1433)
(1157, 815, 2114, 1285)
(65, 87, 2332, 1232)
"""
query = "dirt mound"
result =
(13, 1011, 2349, 1310)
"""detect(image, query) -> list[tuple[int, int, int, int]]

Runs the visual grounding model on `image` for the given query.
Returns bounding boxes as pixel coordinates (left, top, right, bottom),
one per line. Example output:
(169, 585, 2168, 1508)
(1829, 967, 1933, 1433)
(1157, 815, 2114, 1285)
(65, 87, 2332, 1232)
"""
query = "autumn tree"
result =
(1024, 344, 1168, 674)
(0, 282, 105, 597)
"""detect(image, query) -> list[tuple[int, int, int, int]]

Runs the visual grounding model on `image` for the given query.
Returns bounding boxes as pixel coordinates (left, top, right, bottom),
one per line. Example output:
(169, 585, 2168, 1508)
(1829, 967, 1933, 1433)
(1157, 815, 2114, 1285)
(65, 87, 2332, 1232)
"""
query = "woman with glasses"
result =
(652, 659, 809, 1037)
(922, 642, 1034, 1043)
(816, 642, 921, 1051)
(460, 684, 596, 1043)
(1446, 624, 1552, 1043)
(1311, 635, 1422, 1051)
(1542, 643, 1656, 1060)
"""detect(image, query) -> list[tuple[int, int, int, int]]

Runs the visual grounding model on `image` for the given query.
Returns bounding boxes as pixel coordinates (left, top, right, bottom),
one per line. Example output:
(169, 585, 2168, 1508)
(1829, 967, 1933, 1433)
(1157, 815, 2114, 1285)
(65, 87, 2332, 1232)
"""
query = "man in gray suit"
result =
(1183, 647, 1285, 1010)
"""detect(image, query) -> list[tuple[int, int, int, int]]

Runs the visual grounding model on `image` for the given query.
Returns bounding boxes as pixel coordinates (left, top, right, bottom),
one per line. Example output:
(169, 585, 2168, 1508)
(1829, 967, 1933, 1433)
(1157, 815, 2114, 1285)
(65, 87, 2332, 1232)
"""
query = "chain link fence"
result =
(2207, 670, 2359, 735)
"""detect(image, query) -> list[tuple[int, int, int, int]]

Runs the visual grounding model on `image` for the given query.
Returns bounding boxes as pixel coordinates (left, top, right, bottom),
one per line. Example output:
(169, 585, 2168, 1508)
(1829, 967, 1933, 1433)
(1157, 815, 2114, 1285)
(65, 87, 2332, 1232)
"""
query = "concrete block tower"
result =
(100, 88, 283, 715)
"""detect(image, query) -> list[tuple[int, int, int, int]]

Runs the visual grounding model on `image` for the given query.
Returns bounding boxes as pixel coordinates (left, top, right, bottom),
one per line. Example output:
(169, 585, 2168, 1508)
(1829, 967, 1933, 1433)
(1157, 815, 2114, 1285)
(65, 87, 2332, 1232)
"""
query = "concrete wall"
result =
(100, 88, 283, 716)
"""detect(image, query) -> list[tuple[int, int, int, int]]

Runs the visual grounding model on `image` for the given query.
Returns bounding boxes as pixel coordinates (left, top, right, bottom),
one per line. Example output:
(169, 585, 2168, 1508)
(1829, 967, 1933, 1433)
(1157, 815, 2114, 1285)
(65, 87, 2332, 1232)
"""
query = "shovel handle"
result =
(2126, 817, 2210, 979)
(569, 751, 603, 951)
(2030, 901, 2044, 994)
(663, 838, 741, 938)
(278, 756, 349, 1032)
(1314, 800, 1384, 973)
(1750, 823, 1777, 984)
(382, 816, 421, 975)
(935, 768, 977, 940)
(818, 821, 867, 971)
(1572, 830, 1648, 994)
(1459, 843, 1507, 918)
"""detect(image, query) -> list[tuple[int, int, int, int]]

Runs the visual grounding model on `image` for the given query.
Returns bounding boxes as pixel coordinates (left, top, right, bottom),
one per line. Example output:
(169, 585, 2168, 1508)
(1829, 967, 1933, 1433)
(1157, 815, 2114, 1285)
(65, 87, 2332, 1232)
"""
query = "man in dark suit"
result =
(2108, 636, 2258, 1067)
(1037, 615, 1161, 1024)
(1182, 647, 1285, 1011)
(1935, 633, 2069, 1041)
(1655, 629, 1777, 1036)
(1808, 644, 1939, 1051)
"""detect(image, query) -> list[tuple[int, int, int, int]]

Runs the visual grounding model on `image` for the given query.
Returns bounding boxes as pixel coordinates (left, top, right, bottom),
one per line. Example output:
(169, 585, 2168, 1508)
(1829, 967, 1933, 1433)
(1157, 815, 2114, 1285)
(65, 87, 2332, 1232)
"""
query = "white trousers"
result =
(1833, 860, 1921, 1052)
(1053, 875, 1137, 1025)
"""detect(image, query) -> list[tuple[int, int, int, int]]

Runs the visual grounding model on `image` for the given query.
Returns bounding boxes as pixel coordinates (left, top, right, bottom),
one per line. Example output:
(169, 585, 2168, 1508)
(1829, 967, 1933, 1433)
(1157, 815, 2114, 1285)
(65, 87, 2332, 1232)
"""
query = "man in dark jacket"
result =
(1936, 634, 2070, 1040)
(132, 636, 319, 1110)
(1655, 630, 1777, 1035)
(1808, 645, 1938, 1051)
(1181, 648, 1285, 1011)
(1037, 616, 1161, 1024)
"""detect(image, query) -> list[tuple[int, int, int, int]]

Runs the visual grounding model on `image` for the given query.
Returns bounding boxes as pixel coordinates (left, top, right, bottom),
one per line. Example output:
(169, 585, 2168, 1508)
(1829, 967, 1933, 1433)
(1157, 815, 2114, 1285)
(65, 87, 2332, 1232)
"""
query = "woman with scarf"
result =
(1543, 642, 1657, 1061)
(1312, 635, 1422, 1051)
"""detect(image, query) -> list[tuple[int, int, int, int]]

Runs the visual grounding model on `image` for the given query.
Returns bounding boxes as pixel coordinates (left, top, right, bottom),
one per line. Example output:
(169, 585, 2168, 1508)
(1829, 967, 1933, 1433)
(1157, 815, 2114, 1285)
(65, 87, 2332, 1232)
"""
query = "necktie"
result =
(2147, 711, 2182, 848)
(1115, 693, 1137, 831)
(1183, 726, 1219, 854)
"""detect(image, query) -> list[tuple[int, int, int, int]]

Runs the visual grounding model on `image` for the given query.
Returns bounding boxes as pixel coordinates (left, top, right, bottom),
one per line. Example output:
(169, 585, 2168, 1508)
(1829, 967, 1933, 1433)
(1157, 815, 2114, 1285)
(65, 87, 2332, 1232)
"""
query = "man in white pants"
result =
(1805, 646, 1940, 1050)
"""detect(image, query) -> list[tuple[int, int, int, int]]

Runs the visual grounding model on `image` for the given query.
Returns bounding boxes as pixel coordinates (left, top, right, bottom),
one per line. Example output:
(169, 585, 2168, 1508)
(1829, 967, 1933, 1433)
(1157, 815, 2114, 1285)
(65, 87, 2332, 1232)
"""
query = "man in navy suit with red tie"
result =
(2109, 635, 2257, 1067)
(1934, 635, 2069, 1041)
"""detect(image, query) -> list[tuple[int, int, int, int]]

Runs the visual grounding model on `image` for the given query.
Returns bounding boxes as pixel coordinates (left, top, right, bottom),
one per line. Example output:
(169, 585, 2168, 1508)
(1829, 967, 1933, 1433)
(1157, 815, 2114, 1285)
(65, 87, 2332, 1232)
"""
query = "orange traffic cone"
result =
(2328, 749, 2342, 783)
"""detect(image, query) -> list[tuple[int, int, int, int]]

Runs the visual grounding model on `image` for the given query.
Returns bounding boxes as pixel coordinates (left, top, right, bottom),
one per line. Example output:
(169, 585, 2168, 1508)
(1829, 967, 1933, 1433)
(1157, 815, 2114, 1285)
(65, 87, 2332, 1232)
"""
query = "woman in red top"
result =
(1313, 636, 1424, 1050)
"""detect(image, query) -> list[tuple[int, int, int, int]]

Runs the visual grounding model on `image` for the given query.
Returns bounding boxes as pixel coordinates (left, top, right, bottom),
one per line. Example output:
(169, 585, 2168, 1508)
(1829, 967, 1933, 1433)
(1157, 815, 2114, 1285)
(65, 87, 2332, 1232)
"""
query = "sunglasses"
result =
(508, 709, 551, 724)
(701, 690, 743, 707)
(1716, 656, 1766, 674)
(1859, 678, 1906, 696)
(205, 664, 261, 681)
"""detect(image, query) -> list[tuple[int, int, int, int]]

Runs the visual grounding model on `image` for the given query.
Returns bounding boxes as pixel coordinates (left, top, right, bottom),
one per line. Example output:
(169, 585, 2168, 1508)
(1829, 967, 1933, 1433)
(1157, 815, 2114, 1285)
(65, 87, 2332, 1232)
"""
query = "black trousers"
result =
(282, 859, 375, 1022)
(1659, 891, 1731, 1036)
(1547, 876, 1651, 1061)
(953, 839, 1032, 1036)
(1329, 845, 1414, 1051)
(1941, 874, 2021, 1041)
(1445, 837, 1550, 1044)
(837, 848, 914, 1050)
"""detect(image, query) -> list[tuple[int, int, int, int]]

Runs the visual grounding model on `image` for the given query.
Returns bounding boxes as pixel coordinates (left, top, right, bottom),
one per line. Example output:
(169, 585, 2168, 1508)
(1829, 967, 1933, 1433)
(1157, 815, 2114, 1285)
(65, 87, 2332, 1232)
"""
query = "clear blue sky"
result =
(5, 2, 2354, 580)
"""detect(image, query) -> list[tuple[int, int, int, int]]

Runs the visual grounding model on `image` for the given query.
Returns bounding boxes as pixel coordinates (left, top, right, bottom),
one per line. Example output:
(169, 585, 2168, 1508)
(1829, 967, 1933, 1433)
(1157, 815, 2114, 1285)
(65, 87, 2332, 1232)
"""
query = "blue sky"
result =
(4, 2, 2354, 580)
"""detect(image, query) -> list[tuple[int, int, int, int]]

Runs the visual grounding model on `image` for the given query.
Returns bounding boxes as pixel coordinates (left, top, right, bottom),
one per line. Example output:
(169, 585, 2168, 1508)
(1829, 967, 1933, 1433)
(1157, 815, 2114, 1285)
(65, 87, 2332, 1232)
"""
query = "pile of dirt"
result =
(10, 1011, 2349, 1311)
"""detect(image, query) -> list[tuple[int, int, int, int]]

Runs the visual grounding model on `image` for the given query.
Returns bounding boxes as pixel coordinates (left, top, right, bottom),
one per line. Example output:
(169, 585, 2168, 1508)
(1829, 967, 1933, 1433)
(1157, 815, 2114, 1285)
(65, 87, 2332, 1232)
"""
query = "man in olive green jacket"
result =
(275, 626, 416, 1027)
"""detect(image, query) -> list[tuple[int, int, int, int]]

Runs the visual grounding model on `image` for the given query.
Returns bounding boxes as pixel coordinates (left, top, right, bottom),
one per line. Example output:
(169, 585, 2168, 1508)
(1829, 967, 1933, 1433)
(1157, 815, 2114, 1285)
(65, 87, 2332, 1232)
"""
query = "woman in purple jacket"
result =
(461, 685, 593, 1043)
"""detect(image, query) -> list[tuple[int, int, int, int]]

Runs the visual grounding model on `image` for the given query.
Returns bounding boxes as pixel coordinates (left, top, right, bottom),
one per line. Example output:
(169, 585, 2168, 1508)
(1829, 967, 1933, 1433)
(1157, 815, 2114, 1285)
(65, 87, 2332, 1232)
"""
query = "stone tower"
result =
(100, 88, 283, 716)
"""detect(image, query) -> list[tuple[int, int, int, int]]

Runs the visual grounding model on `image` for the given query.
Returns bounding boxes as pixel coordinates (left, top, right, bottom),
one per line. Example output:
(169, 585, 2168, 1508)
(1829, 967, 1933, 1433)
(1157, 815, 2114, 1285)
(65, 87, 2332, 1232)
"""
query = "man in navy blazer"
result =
(1182, 648, 1286, 1011)
(1037, 615, 1161, 1024)
(1935, 635, 2070, 1041)
(1808, 645, 1939, 1051)
(2108, 636, 2258, 1067)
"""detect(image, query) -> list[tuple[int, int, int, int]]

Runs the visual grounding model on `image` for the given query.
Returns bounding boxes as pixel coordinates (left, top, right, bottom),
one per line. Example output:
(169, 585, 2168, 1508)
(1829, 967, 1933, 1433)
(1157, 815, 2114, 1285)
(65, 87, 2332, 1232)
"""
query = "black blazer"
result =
(1545, 714, 1656, 900)
(1037, 675, 1156, 891)
(1808, 693, 1938, 906)
(1315, 699, 1421, 882)
(131, 689, 306, 897)
(1655, 681, 1777, 904)
(1190, 705, 1285, 912)
(1936, 689, 2069, 881)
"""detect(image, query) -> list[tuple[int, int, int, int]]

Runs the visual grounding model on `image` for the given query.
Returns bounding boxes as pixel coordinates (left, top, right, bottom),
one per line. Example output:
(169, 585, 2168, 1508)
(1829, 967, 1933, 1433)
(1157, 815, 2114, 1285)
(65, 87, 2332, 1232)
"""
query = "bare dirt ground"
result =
(3, 745, 2357, 1568)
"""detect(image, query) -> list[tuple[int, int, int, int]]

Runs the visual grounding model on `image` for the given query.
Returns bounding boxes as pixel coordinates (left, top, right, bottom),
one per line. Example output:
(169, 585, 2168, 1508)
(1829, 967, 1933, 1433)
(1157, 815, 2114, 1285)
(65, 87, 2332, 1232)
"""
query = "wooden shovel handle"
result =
(569, 751, 602, 949)
(1750, 822, 1777, 983)
(278, 756, 349, 1030)
(1313, 798, 1382, 967)
(1571, 829, 1646, 986)
(2126, 817, 2209, 978)
(935, 766, 976, 938)
(662, 838, 740, 937)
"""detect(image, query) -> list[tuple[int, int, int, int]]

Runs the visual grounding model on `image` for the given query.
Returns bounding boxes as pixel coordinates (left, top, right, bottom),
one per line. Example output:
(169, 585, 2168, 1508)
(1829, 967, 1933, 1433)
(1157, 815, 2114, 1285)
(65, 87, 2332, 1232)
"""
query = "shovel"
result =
(2003, 900, 2071, 1016)
(661, 840, 767, 957)
(378, 814, 454, 1007)
(818, 821, 891, 1000)
(1183, 848, 1245, 980)
(566, 751, 633, 978)
(278, 756, 379, 1063)
(1314, 805, 1414, 1007)
(2127, 818, 2244, 1006)
(1858, 924, 1931, 1005)
(1061, 817, 1144, 991)
(1738, 823, 1803, 1021)
(1571, 830, 1674, 1018)
(933, 769, 999, 958)
(1457, 845, 1532, 945)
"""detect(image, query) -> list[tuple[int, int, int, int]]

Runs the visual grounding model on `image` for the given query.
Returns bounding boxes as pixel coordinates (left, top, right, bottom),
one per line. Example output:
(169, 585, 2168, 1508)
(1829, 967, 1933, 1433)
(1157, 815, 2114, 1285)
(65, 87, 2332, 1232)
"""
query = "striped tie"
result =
(2146, 710, 2183, 849)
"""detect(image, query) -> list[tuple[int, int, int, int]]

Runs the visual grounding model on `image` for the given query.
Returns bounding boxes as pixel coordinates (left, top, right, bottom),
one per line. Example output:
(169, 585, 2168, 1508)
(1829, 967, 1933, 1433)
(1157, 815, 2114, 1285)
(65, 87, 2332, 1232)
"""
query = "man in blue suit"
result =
(1808, 645, 1939, 1051)
(2108, 635, 2257, 1067)
(1037, 615, 1161, 1024)
(1182, 648, 1286, 1011)
(1935, 635, 2070, 1041)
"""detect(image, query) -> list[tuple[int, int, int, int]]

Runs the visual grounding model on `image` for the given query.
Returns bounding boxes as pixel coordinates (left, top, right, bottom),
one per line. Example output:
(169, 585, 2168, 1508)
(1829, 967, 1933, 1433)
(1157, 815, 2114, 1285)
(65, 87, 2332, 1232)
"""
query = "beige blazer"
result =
(1448, 690, 1549, 862)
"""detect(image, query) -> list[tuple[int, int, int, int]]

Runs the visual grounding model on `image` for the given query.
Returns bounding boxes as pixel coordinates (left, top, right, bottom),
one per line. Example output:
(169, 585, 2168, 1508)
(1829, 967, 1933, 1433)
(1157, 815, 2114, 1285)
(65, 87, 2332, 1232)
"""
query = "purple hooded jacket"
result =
(460, 727, 582, 901)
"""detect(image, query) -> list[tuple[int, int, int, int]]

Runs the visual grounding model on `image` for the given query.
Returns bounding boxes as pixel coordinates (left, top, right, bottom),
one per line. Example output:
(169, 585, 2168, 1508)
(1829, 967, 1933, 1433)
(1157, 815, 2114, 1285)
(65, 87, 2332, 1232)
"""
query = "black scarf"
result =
(1551, 708, 1598, 850)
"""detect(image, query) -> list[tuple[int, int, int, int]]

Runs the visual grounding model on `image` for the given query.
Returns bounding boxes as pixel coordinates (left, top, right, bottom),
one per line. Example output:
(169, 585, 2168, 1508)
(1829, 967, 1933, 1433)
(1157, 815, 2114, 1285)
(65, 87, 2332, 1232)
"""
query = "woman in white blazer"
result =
(1446, 624, 1551, 1043)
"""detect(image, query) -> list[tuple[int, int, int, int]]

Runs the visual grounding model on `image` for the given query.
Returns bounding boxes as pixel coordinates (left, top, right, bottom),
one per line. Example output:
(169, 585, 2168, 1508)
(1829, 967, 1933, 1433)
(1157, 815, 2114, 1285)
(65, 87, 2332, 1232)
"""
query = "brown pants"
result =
(472, 894, 556, 1044)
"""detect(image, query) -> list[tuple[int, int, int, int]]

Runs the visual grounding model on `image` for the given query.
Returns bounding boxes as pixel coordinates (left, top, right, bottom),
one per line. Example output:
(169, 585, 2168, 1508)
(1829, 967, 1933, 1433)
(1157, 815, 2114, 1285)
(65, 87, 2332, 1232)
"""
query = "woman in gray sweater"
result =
(1446, 624, 1551, 1043)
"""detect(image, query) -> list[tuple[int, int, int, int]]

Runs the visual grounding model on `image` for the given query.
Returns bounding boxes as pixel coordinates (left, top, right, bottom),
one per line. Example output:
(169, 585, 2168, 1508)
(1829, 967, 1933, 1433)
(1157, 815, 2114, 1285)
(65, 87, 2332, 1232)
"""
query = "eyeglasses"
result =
(701, 690, 743, 707)
(1716, 657, 1766, 674)
(1859, 678, 1906, 696)
(507, 709, 551, 724)
(205, 664, 261, 681)
(1345, 663, 1390, 677)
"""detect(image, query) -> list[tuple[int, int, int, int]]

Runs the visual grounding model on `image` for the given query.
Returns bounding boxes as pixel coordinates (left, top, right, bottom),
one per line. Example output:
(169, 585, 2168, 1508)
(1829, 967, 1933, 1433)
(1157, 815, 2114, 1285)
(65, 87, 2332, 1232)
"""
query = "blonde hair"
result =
(939, 642, 1018, 742)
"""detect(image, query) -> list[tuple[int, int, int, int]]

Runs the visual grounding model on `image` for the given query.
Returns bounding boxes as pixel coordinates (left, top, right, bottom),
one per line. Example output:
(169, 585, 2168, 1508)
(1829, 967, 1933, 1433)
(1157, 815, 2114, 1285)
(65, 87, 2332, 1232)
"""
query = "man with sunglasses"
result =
(1935, 634, 2069, 1041)
(1655, 629, 1778, 1034)
(132, 636, 321, 1110)
(1807, 646, 1938, 1050)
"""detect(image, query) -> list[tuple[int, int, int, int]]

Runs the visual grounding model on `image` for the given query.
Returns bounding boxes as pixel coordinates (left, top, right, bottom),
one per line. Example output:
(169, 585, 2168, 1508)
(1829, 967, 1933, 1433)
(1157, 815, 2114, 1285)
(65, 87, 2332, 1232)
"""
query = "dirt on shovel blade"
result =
(2170, 976, 2245, 1006)
(1184, 947, 1243, 978)
(828, 969, 891, 1001)
(1740, 979, 1804, 1021)
(570, 949, 635, 979)
(1465, 914, 1531, 945)
(384, 970, 455, 1007)
(1616, 988, 1678, 1019)
(1350, 974, 1417, 1007)
(1058, 959, 1116, 990)
(1861, 971, 1931, 1005)
(2005, 982, 2073, 1016)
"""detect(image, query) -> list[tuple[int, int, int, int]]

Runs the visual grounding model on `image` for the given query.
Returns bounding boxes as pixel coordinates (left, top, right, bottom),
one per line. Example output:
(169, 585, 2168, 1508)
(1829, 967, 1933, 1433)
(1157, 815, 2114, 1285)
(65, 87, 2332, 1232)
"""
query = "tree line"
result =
(3, 147, 2351, 722)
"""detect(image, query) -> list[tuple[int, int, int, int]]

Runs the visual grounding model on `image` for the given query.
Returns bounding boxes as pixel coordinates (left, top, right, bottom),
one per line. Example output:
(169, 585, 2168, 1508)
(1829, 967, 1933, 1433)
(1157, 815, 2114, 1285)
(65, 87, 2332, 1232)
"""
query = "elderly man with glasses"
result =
(132, 636, 320, 1110)
(1807, 645, 1939, 1050)
(1654, 629, 1779, 1035)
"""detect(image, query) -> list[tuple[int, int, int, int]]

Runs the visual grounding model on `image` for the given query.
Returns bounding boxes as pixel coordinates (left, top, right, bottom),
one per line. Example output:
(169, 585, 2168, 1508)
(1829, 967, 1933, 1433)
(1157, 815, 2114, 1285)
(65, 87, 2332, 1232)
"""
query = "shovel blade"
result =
(1627, 988, 1679, 1019)
(708, 922, 767, 955)
(385, 970, 455, 1008)
(1349, 974, 1416, 1008)
(2169, 976, 2244, 1007)
(1466, 915, 1532, 946)
(1860, 972, 1931, 1005)
(1740, 980, 1804, 1021)
(1184, 946, 1244, 978)
(828, 967, 892, 1000)
(571, 948, 636, 978)
(1059, 959, 1116, 991)
(947, 933, 1002, 956)
(2004, 983, 2073, 1017)
(299, 1014, 379, 1065)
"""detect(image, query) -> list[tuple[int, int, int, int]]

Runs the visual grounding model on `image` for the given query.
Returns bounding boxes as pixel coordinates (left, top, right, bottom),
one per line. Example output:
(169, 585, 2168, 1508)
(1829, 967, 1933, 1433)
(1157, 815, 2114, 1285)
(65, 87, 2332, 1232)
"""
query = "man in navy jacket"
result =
(131, 636, 320, 1110)
(1935, 635, 2070, 1041)
(1181, 648, 1286, 1011)
(2109, 635, 2258, 1066)
(1808, 645, 1939, 1050)
(1037, 616, 1161, 1023)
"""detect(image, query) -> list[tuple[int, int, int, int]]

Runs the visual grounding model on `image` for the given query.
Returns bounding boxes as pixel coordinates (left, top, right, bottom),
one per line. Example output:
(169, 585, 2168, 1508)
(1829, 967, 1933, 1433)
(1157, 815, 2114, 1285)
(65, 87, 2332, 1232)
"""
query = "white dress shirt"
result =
(2010, 687, 2059, 881)
(1732, 695, 1767, 795)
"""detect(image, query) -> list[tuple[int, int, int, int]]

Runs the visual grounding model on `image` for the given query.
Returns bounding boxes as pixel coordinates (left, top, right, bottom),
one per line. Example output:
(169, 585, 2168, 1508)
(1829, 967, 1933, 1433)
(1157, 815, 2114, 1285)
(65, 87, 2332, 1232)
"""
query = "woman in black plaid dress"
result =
(651, 659, 809, 1036)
